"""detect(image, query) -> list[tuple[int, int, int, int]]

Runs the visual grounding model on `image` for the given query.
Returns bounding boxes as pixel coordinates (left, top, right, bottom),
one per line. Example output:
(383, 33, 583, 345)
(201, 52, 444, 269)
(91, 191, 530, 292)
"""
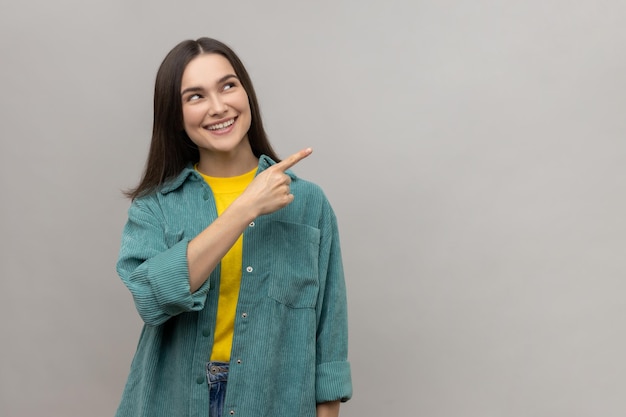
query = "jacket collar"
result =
(159, 155, 296, 195)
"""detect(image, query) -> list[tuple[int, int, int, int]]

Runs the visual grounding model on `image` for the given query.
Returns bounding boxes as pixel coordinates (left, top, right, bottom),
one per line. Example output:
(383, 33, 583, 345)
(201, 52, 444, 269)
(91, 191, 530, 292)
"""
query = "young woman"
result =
(116, 37, 351, 417)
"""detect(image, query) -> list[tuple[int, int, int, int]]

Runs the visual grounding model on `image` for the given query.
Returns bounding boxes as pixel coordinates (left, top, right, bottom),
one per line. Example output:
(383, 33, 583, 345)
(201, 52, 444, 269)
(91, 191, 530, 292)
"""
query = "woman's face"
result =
(180, 53, 252, 159)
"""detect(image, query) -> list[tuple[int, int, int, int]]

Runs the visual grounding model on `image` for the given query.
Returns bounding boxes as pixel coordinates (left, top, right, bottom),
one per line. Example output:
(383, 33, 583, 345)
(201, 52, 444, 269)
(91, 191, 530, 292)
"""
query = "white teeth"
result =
(207, 119, 234, 130)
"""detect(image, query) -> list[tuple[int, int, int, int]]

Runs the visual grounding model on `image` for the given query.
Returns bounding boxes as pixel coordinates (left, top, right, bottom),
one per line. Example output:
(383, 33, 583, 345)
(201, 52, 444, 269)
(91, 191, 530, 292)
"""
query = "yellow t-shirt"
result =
(196, 166, 256, 361)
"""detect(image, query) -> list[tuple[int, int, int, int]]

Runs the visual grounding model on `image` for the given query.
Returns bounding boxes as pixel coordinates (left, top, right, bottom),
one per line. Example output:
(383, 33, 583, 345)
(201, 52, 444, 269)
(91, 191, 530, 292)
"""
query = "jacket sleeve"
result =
(314, 199, 353, 403)
(116, 198, 211, 326)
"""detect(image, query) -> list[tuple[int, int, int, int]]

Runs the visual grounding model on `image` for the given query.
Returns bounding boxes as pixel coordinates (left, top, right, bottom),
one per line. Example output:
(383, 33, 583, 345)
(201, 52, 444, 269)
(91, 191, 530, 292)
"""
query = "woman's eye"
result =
(223, 82, 235, 91)
(189, 94, 201, 100)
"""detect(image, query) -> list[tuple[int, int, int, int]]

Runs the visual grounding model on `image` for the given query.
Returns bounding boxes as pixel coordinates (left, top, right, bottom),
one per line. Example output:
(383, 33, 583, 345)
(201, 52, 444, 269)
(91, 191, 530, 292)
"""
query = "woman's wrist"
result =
(316, 400, 340, 417)
(226, 195, 259, 224)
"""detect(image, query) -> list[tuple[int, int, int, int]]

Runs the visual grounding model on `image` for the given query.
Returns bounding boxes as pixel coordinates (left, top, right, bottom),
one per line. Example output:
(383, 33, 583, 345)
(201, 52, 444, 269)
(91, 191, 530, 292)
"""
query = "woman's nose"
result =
(208, 95, 228, 115)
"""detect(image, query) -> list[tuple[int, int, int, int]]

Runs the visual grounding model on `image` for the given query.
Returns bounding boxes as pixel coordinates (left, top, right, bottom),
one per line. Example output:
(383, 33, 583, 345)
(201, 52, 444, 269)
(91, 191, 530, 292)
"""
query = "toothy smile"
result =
(206, 118, 235, 130)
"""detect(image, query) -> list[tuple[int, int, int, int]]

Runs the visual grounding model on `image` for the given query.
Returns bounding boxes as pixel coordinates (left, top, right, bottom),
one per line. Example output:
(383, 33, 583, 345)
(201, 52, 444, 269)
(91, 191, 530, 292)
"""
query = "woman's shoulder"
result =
(292, 175, 324, 194)
(129, 166, 201, 212)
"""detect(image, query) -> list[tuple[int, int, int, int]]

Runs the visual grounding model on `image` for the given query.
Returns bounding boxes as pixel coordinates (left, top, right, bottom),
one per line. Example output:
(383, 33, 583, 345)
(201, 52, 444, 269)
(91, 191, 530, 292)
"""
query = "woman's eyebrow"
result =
(218, 74, 238, 83)
(180, 74, 239, 96)
(180, 86, 204, 96)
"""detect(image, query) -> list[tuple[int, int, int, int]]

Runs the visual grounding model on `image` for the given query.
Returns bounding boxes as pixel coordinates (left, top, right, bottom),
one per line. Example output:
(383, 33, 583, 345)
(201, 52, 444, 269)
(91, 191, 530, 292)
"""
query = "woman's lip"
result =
(205, 117, 236, 130)
(204, 117, 236, 135)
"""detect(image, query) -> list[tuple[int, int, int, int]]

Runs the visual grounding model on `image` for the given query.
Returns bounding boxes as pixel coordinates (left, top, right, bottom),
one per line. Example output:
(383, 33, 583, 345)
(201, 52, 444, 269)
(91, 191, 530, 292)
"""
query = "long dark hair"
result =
(125, 37, 279, 199)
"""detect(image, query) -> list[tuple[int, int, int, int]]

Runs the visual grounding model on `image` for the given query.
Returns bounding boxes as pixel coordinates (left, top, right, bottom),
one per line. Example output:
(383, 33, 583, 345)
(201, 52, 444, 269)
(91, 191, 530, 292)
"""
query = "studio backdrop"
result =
(1, 1, 625, 416)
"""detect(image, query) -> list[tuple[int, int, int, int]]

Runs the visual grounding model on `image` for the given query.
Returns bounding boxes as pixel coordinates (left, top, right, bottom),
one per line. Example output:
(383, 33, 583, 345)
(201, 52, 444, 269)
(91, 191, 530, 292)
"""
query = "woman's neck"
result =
(196, 148, 258, 177)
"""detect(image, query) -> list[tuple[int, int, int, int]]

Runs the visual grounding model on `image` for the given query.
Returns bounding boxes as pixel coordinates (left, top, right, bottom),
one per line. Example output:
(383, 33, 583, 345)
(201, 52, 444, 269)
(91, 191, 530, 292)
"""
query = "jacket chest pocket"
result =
(265, 221, 321, 309)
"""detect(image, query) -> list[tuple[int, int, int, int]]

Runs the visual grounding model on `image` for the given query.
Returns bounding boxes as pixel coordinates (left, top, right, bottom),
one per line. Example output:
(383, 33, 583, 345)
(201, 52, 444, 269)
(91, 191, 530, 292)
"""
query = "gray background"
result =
(1, 0, 625, 416)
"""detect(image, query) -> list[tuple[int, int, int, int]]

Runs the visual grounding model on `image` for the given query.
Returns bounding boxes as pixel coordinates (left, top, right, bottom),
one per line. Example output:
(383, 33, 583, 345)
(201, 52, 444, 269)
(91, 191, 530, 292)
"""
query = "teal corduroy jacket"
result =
(115, 155, 352, 417)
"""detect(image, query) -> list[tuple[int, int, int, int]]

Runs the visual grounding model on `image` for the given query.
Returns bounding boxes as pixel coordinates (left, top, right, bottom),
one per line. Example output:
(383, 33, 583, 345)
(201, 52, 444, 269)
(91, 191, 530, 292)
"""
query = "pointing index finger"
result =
(275, 148, 313, 172)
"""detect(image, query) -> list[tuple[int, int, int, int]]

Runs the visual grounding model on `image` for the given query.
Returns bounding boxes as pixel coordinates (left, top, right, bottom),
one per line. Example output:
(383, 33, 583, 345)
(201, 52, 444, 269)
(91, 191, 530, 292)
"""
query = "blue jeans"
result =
(207, 361, 229, 417)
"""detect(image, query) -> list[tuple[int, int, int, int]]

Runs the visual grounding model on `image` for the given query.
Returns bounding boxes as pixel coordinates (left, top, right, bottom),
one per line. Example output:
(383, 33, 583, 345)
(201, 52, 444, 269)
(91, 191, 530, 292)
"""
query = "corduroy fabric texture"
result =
(115, 155, 352, 417)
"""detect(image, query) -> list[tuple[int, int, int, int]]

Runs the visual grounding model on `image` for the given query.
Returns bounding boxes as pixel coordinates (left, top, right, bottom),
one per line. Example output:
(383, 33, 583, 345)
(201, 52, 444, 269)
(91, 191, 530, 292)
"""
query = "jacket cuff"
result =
(315, 361, 352, 403)
(148, 239, 209, 313)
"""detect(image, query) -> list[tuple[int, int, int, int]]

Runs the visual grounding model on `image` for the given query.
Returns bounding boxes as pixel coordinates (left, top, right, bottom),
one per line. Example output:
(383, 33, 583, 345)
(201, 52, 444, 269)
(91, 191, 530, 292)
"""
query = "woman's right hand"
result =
(238, 148, 312, 216)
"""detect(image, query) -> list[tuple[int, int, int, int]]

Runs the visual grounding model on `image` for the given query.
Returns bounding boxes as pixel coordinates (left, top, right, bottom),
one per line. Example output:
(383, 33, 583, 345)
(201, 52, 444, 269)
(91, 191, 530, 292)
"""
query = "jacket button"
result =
(203, 192, 209, 200)
(246, 266, 253, 273)
(196, 376, 204, 384)
(202, 328, 210, 337)
(249, 221, 255, 227)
